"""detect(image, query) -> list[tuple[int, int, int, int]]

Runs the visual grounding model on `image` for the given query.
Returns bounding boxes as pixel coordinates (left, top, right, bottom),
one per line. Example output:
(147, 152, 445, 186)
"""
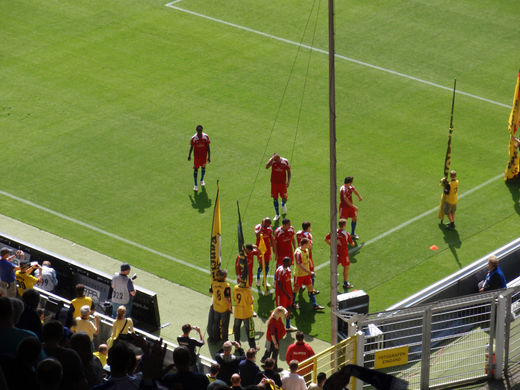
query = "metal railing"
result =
(335, 288, 520, 389)
(298, 335, 357, 388)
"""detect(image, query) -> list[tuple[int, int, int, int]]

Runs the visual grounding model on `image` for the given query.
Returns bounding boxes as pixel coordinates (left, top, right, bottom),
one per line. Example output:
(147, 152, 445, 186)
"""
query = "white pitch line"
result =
(0, 190, 211, 275)
(164, 1, 511, 110)
(314, 172, 504, 271)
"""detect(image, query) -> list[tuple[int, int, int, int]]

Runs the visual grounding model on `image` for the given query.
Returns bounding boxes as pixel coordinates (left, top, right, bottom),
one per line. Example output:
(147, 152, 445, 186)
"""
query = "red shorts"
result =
(276, 292, 292, 308)
(340, 206, 357, 219)
(337, 255, 350, 267)
(258, 251, 271, 264)
(293, 275, 312, 290)
(271, 183, 288, 199)
(193, 156, 207, 170)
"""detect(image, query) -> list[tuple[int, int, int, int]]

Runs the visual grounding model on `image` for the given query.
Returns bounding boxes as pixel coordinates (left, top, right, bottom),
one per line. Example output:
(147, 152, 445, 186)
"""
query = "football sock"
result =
(293, 292, 296, 303)
(257, 267, 261, 280)
(310, 292, 317, 305)
(201, 167, 206, 182)
(193, 170, 198, 186)
(311, 274, 315, 286)
(351, 221, 357, 235)
(281, 199, 286, 207)
(273, 199, 280, 215)
(286, 317, 291, 328)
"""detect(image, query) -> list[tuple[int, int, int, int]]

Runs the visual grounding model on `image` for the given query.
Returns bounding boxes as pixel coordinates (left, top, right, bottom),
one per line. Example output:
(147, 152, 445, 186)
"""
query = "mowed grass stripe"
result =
(165, 0, 511, 109)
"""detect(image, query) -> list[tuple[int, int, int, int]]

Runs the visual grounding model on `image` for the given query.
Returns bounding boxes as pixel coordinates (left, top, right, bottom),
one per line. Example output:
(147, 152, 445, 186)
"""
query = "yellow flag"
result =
(210, 183, 221, 281)
(505, 71, 520, 180)
(258, 233, 268, 294)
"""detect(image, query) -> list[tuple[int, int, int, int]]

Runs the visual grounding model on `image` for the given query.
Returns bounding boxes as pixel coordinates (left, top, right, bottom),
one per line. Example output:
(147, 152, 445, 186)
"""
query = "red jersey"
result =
(275, 265, 292, 297)
(267, 317, 286, 342)
(235, 249, 259, 286)
(285, 342, 315, 364)
(340, 184, 354, 208)
(325, 229, 354, 259)
(254, 224, 273, 255)
(190, 133, 210, 158)
(270, 158, 290, 184)
(274, 226, 295, 257)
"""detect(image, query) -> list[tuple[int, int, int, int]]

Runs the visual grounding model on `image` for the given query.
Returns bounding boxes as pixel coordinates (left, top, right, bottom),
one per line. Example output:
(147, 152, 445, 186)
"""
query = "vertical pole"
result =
(329, 0, 339, 346)
(495, 294, 506, 379)
(420, 307, 432, 389)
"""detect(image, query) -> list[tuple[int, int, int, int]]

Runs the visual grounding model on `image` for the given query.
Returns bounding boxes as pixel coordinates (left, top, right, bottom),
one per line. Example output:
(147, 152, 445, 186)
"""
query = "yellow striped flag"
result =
(505, 71, 520, 180)
(210, 182, 221, 282)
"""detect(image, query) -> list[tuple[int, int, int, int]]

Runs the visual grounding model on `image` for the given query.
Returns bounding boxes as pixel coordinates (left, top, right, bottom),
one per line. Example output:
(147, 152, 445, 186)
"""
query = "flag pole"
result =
(438, 80, 456, 220)
(328, 0, 338, 345)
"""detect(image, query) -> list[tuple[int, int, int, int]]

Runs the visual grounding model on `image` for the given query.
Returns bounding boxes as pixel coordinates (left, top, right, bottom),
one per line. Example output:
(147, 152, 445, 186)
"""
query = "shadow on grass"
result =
(505, 175, 520, 216)
(188, 186, 212, 213)
(257, 291, 275, 319)
(438, 222, 462, 268)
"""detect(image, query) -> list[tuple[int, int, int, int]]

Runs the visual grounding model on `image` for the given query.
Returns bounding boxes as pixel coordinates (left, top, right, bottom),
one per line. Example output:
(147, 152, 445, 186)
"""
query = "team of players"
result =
(196, 125, 363, 342)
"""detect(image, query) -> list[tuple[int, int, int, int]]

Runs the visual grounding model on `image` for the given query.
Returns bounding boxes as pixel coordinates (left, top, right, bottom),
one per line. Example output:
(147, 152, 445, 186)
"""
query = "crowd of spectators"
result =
(0, 247, 331, 390)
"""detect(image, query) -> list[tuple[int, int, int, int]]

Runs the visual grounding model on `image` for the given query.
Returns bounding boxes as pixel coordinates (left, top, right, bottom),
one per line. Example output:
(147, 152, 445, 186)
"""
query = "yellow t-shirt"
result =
(233, 285, 253, 319)
(211, 280, 231, 313)
(15, 271, 38, 297)
(71, 296, 93, 319)
(445, 179, 459, 204)
(294, 248, 311, 277)
(93, 351, 107, 367)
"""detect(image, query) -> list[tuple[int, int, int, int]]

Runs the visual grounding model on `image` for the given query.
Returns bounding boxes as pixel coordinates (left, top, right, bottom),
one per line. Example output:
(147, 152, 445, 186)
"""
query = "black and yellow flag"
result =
(439, 80, 457, 220)
(505, 71, 520, 180)
(210, 182, 221, 282)
(236, 201, 248, 286)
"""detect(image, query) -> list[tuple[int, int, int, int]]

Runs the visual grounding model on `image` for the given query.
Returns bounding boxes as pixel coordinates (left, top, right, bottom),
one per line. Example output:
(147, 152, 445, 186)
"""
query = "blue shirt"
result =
(0, 259, 16, 283)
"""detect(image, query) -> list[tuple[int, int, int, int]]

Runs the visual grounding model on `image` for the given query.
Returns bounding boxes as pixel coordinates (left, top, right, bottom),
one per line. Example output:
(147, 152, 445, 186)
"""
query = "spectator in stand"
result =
(308, 372, 326, 390)
(239, 348, 261, 386)
(15, 260, 41, 297)
(111, 305, 134, 340)
(256, 357, 282, 388)
(72, 305, 99, 342)
(207, 363, 220, 383)
(70, 332, 105, 388)
(68, 284, 95, 327)
(0, 248, 23, 298)
(37, 358, 63, 390)
(479, 255, 507, 292)
(93, 344, 109, 368)
(0, 296, 42, 359)
(35, 261, 58, 292)
(161, 346, 209, 389)
(214, 340, 245, 385)
(111, 263, 136, 318)
(177, 323, 204, 372)
(1, 336, 42, 390)
(42, 320, 87, 390)
(230, 373, 245, 390)
(16, 288, 42, 340)
(282, 360, 307, 390)
(261, 306, 289, 370)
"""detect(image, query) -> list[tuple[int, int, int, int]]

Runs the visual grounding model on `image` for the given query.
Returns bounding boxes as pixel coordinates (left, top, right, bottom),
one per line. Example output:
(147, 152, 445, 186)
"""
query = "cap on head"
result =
(120, 263, 131, 272)
(20, 260, 31, 268)
(80, 305, 90, 316)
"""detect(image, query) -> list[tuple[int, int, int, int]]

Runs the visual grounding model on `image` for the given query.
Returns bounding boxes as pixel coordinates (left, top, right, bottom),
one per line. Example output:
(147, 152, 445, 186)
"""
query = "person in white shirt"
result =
(282, 360, 307, 390)
(35, 261, 58, 292)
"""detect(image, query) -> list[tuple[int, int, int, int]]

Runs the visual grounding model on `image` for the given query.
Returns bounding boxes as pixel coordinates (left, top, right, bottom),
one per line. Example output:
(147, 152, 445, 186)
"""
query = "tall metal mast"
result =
(328, 0, 338, 344)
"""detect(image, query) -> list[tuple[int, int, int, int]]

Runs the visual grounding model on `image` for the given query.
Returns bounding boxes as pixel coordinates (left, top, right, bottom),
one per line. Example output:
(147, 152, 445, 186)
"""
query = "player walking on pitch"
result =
(266, 153, 291, 221)
(325, 219, 355, 290)
(339, 176, 363, 240)
(292, 238, 324, 311)
(255, 217, 274, 288)
(188, 125, 211, 192)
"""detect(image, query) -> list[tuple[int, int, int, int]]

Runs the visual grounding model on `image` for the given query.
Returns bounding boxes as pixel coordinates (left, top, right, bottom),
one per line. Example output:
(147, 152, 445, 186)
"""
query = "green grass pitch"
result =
(1, 0, 519, 341)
